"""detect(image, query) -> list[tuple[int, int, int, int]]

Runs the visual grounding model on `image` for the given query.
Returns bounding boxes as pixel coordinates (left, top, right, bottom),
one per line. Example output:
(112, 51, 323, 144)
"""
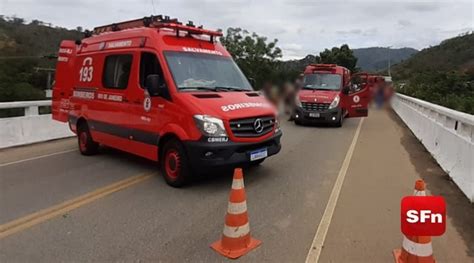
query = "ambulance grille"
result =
(302, 102, 330, 112)
(229, 116, 274, 137)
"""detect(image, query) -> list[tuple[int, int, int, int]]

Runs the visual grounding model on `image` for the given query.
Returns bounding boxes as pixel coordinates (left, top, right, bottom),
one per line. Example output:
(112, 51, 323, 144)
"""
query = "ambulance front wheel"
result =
(160, 139, 191, 187)
(77, 122, 99, 156)
(334, 114, 343, 127)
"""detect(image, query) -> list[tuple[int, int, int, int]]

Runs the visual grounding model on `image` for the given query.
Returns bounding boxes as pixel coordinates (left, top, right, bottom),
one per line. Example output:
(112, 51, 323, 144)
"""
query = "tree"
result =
(11, 17, 25, 25)
(319, 44, 358, 72)
(220, 28, 282, 89)
(30, 20, 43, 26)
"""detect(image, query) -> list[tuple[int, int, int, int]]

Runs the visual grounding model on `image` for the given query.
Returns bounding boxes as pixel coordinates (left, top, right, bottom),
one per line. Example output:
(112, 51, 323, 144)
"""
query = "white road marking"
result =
(305, 118, 364, 263)
(0, 149, 76, 167)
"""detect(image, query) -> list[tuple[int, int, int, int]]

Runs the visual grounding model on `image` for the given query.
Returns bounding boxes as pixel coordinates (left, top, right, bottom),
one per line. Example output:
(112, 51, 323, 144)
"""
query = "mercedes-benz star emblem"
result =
(253, 118, 264, 133)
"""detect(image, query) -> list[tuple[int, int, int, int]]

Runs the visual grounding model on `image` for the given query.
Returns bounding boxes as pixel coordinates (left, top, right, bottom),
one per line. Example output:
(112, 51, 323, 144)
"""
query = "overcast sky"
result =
(1, 0, 473, 59)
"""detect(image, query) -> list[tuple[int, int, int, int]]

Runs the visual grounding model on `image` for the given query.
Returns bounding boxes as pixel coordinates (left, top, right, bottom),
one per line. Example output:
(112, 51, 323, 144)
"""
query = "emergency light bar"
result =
(92, 15, 222, 41)
(309, 64, 337, 72)
(310, 64, 337, 68)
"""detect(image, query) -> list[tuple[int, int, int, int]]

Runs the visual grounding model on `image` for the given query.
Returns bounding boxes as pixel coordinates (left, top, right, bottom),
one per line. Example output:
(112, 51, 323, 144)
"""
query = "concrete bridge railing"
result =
(392, 93, 474, 202)
(0, 100, 74, 149)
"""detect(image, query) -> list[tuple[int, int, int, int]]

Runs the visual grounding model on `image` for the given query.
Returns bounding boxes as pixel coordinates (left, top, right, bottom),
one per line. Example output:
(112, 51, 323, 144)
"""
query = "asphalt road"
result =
(0, 118, 360, 262)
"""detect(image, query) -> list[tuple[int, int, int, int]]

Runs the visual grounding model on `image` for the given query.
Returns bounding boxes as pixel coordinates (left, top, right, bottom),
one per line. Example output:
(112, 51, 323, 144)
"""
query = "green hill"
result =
(392, 33, 474, 79)
(391, 32, 474, 114)
(0, 17, 83, 102)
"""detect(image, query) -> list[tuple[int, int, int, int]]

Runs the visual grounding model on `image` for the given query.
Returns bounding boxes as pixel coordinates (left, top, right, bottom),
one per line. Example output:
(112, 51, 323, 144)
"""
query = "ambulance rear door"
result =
(52, 40, 76, 122)
(344, 73, 370, 118)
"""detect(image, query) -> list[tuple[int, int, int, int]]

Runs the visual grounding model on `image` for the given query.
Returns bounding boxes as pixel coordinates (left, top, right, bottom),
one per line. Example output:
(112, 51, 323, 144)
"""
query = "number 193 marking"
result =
(79, 57, 94, 82)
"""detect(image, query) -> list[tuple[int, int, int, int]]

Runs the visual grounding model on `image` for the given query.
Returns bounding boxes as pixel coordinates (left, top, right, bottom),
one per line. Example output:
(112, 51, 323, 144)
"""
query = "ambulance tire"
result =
(160, 139, 191, 187)
(77, 122, 99, 156)
(335, 114, 343, 127)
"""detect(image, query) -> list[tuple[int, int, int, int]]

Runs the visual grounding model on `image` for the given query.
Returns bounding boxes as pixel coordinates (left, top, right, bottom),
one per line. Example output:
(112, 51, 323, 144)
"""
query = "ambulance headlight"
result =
(274, 116, 281, 133)
(194, 115, 228, 137)
(295, 96, 302, 107)
(329, 95, 340, 109)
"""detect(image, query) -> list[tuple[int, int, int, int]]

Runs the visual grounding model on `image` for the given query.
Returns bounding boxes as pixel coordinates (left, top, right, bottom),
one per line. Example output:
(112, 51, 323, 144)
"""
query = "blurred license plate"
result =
(309, 112, 320, 118)
(250, 148, 268, 161)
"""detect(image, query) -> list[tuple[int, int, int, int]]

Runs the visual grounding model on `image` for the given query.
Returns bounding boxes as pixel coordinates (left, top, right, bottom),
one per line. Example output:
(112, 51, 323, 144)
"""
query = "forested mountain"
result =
(0, 16, 83, 102)
(280, 47, 418, 73)
(392, 32, 474, 114)
(391, 33, 474, 79)
(353, 47, 418, 72)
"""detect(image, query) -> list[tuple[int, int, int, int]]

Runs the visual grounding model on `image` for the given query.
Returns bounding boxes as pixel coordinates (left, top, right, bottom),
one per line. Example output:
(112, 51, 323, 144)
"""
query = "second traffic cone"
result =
(393, 180, 436, 263)
(211, 168, 261, 259)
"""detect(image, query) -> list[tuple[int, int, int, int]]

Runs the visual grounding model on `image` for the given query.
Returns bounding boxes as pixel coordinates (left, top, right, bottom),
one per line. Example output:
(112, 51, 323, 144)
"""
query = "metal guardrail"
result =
(0, 100, 52, 116)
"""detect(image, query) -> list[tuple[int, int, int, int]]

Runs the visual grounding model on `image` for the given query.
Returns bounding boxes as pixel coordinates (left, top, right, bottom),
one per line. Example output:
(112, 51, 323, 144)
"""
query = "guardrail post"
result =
(25, 106, 39, 116)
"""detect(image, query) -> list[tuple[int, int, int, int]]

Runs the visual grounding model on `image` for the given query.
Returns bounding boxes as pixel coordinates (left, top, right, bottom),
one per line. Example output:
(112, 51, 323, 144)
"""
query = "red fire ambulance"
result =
(294, 64, 370, 127)
(52, 16, 282, 187)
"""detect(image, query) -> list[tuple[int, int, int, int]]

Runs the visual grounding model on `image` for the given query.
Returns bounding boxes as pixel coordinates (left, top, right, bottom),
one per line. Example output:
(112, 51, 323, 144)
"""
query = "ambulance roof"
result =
(76, 15, 229, 57)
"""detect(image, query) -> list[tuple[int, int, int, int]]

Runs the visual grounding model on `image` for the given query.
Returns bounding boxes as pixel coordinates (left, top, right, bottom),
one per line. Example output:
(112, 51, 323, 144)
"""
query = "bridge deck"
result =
(319, 109, 474, 262)
(0, 109, 472, 262)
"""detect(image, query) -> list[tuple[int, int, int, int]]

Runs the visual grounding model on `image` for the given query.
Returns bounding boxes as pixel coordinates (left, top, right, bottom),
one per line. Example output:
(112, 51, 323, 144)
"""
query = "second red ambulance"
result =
(294, 64, 370, 126)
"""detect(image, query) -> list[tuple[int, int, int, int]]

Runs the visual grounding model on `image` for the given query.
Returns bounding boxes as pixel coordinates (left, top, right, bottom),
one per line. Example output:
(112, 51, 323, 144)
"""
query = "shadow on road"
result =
(388, 109, 474, 257)
(99, 145, 270, 190)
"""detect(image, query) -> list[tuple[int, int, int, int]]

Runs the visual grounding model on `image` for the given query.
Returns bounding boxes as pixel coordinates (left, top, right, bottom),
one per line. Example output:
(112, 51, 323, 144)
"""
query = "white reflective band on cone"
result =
(232, 179, 244, 190)
(227, 201, 247, 214)
(223, 222, 250, 238)
(414, 190, 426, 196)
(402, 236, 433, 257)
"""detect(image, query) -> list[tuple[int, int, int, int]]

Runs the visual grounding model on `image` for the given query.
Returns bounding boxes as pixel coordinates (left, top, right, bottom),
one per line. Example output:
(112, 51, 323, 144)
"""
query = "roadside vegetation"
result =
(391, 32, 474, 114)
(0, 16, 82, 103)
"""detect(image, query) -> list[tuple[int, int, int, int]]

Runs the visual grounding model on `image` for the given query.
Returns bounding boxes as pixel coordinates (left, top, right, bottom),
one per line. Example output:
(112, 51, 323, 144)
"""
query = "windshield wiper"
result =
(180, 86, 248, 92)
(179, 86, 217, 91)
(213, 86, 248, 92)
(303, 86, 334, 91)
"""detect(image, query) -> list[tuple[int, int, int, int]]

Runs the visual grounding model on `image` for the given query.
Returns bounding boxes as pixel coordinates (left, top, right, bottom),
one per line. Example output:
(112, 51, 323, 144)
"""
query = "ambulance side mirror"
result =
(342, 86, 350, 95)
(145, 74, 161, 96)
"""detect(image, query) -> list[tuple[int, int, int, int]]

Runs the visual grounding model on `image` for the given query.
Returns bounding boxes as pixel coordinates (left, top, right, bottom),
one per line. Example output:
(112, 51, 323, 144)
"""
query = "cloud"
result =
(405, 2, 441, 12)
(1, 0, 472, 59)
(398, 20, 413, 28)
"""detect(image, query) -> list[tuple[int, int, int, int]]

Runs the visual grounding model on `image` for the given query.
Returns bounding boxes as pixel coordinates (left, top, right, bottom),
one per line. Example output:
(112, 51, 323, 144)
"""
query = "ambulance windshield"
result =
(165, 52, 253, 91)
(303, 73, 342, 91)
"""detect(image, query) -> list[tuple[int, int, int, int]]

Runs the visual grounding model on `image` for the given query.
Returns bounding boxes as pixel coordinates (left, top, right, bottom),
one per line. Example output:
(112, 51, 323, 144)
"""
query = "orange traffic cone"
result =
(393, 180, 436, 263)
(211, 168, 261, 259)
